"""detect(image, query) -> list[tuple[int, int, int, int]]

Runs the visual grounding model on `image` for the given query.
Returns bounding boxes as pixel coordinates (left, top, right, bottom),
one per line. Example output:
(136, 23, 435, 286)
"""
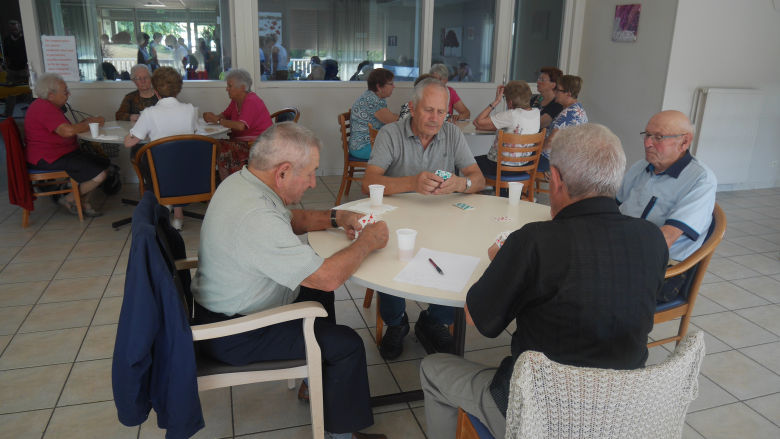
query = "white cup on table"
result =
(88, 122, 100, 138)
(369, 184, 385, 207)
(396, 228, 417, 261)
(508, 182, 523, 205)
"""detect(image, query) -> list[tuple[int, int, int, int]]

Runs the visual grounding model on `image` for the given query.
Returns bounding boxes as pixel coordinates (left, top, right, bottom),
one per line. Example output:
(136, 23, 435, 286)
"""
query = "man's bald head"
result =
(643, 110, 695, 173)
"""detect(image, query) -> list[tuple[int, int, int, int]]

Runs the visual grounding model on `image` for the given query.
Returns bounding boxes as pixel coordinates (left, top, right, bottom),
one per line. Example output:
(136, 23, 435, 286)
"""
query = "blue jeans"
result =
(378, 292, 455, 326)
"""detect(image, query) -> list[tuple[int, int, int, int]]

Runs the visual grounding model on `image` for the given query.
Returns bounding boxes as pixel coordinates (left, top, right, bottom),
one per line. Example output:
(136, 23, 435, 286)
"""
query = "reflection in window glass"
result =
(432, 0, 495, 83)
(257, 0, 422, 82)
(509, 0, 563, 82)
(34, 0, 230, 81)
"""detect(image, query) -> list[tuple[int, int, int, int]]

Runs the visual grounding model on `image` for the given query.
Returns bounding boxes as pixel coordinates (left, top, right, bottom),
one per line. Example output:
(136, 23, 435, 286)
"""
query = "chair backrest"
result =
(368, 124, 379, 146)
(134, 134, 218, 206)
(492, 129, 546, 198)
(338, 110, 351, 160)
(270, 107, 300, 123)
(506, 331, 705, 439)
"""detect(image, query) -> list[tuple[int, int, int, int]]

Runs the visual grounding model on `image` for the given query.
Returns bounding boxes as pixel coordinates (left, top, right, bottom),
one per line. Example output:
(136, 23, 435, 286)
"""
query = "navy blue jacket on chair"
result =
(112, 191, 204, 439)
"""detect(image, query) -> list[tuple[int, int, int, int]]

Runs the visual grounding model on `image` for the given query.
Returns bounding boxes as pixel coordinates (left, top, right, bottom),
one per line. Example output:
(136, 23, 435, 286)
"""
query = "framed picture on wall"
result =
(441, 27, 462, 57)
(612, 4, 641, 42)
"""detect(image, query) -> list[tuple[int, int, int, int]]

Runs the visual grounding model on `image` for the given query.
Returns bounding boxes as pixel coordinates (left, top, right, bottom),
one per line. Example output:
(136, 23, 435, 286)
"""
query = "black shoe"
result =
(414, 311, 454, 354)
(379, 313, 409, 360)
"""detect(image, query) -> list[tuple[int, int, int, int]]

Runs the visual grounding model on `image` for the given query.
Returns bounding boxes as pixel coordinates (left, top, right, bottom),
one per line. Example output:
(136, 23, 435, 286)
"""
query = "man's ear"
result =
(549, 166, 565, 195)
(275, 162, 293, 184)
(408, 100, 414, 113)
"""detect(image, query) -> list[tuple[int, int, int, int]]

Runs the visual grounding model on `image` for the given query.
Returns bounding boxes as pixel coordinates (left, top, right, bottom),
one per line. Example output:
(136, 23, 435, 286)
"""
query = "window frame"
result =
(20, 0, 581, 91)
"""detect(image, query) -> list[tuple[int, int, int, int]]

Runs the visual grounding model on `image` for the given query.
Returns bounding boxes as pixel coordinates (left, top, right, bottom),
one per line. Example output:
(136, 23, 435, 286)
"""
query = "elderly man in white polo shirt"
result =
(617, 110, 717, 301)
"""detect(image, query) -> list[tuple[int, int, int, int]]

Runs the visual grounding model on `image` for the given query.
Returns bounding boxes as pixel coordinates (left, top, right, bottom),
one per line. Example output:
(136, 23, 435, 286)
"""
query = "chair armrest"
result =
(175, 257, 199, 270)
(191, 301, 328, 341)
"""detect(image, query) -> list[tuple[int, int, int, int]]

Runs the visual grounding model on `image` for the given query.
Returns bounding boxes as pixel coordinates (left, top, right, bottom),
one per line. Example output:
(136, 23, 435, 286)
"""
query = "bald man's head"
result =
(643, 110, 694, 174)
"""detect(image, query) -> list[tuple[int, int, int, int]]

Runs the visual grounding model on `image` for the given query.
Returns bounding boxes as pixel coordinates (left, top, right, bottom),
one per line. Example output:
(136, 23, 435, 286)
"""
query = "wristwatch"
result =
(465, 177, 472, 192)
(330, 209, 338, 228)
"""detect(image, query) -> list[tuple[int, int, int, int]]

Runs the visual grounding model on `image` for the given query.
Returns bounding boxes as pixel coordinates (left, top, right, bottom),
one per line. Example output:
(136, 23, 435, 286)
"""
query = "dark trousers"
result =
(378, 292, 455, 326)
(194, 287, 373, 434)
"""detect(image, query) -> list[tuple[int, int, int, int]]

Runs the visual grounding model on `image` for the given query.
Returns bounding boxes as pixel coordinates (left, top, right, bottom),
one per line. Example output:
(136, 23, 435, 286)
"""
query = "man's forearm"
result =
(362, 173, 417, 195)
(301, 238, 375, 291)
(290, 209, 331, 234)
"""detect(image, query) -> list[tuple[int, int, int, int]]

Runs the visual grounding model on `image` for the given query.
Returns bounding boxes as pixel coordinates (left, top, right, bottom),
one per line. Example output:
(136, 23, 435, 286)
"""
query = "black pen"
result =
(428, 258, 444, 275)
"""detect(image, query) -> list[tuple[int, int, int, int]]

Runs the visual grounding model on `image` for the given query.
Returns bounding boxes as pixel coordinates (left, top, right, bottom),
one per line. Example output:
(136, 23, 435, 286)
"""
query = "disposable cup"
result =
(396, 228, 417, 261)
(508, 182, 524, 205)
(88, 122, 100, 137)
(369, 184, 385, 207)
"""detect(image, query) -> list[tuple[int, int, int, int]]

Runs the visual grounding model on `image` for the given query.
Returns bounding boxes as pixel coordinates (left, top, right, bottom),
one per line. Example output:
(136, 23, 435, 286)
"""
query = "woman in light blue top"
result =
(348, 68, 398, 160)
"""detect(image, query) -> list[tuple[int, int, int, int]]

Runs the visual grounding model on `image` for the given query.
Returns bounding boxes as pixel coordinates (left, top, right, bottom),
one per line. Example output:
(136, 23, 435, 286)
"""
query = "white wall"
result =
(662, 0, 780, 190)
(577, 0, 678, 168)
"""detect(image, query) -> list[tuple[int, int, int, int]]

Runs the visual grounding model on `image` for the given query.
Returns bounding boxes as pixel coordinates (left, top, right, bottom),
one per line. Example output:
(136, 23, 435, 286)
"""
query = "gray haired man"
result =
(420, 123, 669, 438)
(192, 123, 388, 439)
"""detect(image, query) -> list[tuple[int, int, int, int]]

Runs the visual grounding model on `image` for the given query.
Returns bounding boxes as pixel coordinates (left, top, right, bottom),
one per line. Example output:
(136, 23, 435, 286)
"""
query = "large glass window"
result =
(509, 0, 564, 82)
(432, 0, 495, 83)
(34, 0, 230, 81)
(257, 0, 422, 81)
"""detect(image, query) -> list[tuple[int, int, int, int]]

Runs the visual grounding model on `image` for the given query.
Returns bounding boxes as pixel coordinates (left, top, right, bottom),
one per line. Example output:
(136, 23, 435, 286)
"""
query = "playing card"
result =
(435, 169, 452, 180)
(494, 230, 512, 248)
(492, 215, 512, 223)
(453, 202, 474, 211)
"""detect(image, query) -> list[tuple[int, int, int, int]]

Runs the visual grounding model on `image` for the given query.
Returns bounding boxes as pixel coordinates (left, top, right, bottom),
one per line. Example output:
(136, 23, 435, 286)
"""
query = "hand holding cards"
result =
(353, 213, 379, 239)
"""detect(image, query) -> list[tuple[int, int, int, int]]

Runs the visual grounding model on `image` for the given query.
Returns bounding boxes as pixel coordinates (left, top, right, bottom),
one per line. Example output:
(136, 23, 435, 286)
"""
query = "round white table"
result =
(310, 192, 550, 307)
(309, 192, 549, 405)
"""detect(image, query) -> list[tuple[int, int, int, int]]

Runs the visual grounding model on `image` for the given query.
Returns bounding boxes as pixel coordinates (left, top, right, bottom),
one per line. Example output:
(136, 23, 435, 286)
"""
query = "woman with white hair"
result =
(430, 63, 470, 121)
(203, 68, 273, 179)
(24, 73, 109, 217)
(115, 64, 158, 121)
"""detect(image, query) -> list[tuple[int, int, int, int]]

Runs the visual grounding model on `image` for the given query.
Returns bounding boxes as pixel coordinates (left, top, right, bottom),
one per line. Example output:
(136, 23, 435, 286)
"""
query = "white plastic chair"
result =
(506, 331, 705, 439)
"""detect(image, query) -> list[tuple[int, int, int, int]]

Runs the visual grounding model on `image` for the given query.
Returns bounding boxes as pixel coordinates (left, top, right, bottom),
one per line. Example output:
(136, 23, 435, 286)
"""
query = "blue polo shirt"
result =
(616, 151, 717, 261)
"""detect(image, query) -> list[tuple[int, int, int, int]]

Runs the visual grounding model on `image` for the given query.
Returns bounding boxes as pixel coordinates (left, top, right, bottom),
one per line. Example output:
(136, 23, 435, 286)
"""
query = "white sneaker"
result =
(171, 218, 183, 231)
(165, 204, 173, 212)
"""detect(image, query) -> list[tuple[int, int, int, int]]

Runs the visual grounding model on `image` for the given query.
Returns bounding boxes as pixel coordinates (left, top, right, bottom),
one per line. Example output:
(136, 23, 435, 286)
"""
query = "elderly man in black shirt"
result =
(419, 123, 669, 439)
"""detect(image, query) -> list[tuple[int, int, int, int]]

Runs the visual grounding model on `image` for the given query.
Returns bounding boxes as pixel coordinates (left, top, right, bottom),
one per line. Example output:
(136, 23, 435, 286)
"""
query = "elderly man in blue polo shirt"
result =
(617, 110, 717, 301)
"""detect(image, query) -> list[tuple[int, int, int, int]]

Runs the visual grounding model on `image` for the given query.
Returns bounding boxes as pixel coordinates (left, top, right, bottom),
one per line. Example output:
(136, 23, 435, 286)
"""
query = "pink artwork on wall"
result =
(613, 4, 641, 42)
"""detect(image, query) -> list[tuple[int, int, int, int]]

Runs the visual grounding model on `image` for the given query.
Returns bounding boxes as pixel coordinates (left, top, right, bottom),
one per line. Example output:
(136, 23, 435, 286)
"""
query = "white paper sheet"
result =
(334, 199, 398, 215)
(393, 248, 480, 293)
(93, 134, 121, 141)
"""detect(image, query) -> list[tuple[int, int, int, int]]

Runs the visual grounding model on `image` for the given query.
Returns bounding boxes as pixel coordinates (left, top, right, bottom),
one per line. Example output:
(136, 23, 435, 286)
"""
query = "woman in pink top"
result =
(430, 63, 471, 121)
(203, 69, 273, 179)
(24, 73, 109, 217)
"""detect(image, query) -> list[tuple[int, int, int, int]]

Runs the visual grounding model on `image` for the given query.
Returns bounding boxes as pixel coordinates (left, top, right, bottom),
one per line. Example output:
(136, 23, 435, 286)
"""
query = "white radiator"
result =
(690, 87, 763, 185)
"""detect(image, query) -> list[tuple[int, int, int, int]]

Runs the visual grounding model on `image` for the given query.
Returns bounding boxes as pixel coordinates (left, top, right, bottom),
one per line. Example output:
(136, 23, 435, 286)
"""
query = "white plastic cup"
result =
(396, 228, 417, 261)
(508, 182, 524, 205)
(369, 184, 385, 207)
(88, 122, 100, 138)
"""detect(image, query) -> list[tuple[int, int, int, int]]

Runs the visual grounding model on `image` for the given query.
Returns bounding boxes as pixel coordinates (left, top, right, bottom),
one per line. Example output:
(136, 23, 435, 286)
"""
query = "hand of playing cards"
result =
(353, 213, 379, 240)
(494, 230, 513, 248)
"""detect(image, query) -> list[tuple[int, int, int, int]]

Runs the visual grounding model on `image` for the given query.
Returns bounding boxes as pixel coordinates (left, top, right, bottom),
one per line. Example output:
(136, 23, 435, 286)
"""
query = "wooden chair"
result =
(483, 129, 546, 202)
(133, 134, 218, 220)
(1, 117, 83, 227)
(335, 111, 369, 205)
(649, 204, 726, 347)
(360, 122, 380, 310)
(270, 107, 300, 123)
(117, 192, 326, 438)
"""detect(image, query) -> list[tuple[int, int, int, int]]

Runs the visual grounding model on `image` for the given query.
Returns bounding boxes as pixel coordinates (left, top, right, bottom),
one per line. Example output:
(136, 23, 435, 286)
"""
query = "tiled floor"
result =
(0, 177, 778, 438)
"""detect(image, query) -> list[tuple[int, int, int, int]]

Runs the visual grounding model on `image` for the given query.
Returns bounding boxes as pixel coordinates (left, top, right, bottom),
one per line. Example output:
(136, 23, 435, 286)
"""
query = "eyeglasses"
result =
(640, 131, 685, 143)
(554, 88, 566, 93)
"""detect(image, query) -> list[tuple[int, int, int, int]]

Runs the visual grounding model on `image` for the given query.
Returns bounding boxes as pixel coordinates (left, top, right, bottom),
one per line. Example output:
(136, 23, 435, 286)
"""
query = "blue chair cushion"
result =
(467, 412, 494, 438)
(655, 296, 687, 313)
(348, 154, 368, 163)
(150, 139, 214, 198)
(483, 171, 531, 182)
(28, 168, 65, 175)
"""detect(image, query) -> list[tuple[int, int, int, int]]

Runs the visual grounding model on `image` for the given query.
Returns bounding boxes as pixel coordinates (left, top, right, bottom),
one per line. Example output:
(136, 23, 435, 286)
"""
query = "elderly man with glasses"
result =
(616, 110, 717, 302)
(115, 64, 158, 121)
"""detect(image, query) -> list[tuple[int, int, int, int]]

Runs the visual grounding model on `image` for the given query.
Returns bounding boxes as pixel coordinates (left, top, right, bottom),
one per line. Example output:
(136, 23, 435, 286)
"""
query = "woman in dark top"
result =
(530, 66, 564, 130)
(115, 64, 159, 121)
